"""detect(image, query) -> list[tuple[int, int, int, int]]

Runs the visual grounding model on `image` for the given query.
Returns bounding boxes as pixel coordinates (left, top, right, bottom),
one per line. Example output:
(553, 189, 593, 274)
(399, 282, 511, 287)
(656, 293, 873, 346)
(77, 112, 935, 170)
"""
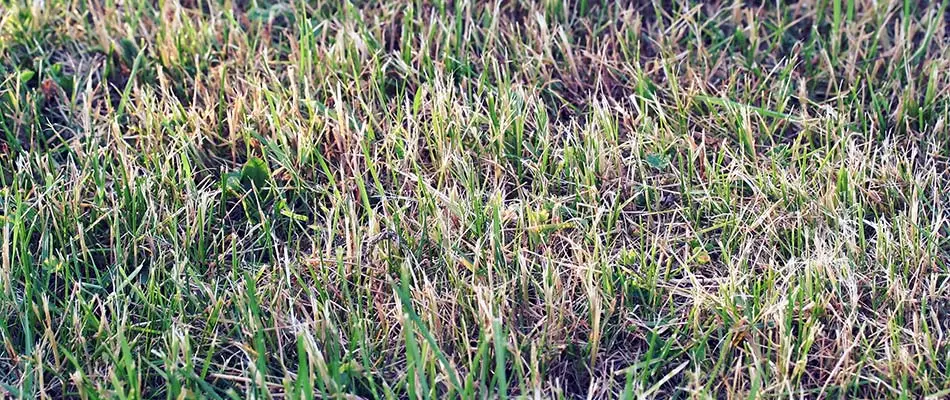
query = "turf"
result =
(1, 0, 949, 398)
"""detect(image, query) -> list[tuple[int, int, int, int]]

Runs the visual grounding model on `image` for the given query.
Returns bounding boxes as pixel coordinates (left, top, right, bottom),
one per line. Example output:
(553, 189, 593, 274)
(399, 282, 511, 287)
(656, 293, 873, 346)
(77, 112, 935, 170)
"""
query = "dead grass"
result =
(1, 0, 950, 398)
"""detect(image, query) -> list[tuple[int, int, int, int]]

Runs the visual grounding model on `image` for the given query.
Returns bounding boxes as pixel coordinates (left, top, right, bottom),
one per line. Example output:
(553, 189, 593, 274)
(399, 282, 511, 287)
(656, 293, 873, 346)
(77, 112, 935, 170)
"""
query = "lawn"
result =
(1, 0, 950, 398)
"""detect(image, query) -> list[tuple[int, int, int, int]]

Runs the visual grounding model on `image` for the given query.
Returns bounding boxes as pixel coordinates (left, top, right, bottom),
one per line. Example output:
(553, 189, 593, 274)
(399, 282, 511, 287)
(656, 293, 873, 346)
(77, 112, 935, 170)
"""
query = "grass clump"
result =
(1, 0, 950, 398)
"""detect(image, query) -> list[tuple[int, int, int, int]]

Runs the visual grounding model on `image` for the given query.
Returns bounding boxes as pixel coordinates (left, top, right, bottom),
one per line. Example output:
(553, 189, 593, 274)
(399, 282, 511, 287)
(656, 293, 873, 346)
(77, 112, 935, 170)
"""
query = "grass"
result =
(1, 0, 949, 398)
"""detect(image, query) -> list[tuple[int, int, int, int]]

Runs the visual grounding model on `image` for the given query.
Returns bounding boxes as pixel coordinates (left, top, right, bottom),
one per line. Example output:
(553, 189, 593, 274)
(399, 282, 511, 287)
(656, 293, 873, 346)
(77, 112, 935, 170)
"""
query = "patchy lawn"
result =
(1, 0, 949, 398)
